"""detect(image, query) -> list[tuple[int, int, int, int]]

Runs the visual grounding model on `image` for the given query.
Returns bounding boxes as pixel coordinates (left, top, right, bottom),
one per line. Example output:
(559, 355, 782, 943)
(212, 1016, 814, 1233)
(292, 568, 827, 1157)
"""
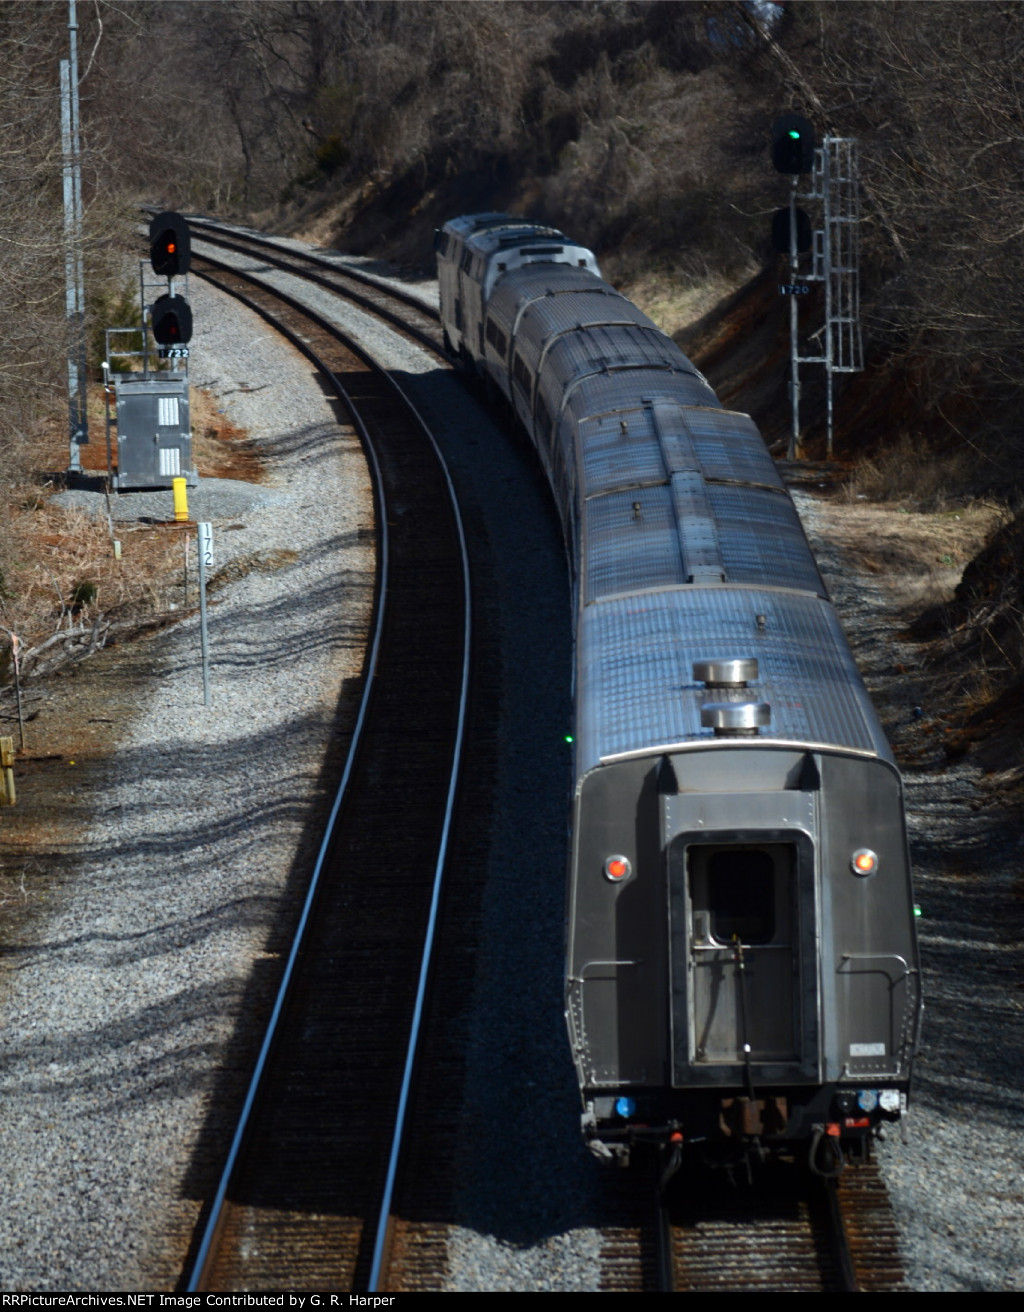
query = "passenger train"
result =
(436, 213, 922, 1176)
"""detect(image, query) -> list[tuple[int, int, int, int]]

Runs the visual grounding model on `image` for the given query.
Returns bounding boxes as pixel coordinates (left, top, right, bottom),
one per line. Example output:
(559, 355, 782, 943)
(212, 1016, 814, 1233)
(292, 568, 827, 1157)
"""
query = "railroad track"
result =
(590, 1155, 906, 1292)
(169, 223, 912, 1293)
(656, 1158, 906, 1292)
(182, 214, 445, 357)
(182, 245, 472, 1290)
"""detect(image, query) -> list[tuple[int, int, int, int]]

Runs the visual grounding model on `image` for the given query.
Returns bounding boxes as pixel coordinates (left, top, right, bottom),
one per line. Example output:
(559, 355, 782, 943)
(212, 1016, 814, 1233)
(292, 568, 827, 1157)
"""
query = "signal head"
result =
(149, 211, 191, 277)
(771, 115, 815, 174)
(150, 293, 193, 346)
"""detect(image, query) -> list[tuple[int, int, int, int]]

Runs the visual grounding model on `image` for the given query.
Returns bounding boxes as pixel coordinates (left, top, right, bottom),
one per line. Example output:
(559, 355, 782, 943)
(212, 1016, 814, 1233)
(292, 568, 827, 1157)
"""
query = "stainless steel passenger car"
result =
(436, 214, 922, 1175)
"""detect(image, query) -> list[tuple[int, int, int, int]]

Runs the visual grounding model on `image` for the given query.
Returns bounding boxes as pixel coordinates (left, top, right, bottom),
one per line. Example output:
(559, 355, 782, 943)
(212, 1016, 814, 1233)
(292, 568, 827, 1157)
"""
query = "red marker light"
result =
(604, 855, 632, 883)
(851, 848, 878, 877)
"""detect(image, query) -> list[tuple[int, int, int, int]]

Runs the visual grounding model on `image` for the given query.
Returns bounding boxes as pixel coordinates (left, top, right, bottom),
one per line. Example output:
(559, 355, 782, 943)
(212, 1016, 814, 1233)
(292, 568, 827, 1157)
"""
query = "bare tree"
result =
(0, 7, 73, 475)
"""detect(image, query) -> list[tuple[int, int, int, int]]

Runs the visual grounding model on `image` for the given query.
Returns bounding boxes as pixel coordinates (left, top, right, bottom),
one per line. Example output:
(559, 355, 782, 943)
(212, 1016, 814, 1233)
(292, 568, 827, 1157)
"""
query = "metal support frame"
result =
(786, 177, 802, 460)
(786, 137, 863, 457)
(818, 138, 864, 454)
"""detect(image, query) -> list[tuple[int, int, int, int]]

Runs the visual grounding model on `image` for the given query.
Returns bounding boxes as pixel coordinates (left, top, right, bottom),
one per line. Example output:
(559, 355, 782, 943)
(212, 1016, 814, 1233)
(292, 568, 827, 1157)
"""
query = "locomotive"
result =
(436, 213, 922, 1175)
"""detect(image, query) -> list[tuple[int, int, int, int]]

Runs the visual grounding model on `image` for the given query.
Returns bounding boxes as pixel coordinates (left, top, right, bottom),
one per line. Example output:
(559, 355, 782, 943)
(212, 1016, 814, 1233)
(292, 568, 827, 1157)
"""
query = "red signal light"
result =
(148, 211, 191, 277)
(150, 293, 193, 346)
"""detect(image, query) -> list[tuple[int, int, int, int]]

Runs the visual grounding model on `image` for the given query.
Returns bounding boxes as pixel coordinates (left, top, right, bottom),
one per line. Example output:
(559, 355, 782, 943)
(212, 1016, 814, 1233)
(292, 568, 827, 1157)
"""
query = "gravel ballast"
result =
(0, 275, 374, 1289)
(0, 243, 1020, 1291)
(794, 491, 1024, 1293)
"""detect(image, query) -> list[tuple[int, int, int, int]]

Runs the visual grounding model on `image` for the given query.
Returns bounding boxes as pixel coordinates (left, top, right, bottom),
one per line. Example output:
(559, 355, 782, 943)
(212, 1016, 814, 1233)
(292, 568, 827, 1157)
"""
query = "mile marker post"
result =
(197, 522, 213, 705)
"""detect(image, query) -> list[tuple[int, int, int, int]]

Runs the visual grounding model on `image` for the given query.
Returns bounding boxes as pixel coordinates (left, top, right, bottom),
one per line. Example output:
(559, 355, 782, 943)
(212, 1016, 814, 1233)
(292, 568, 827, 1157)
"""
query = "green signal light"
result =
(788, 129, 801, 139)
(564, 735, 574, 744)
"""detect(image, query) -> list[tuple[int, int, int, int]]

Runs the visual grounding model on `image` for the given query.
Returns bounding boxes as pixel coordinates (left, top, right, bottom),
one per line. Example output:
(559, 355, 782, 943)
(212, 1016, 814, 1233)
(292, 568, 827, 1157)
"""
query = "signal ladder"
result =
(788, 138, 863, 457)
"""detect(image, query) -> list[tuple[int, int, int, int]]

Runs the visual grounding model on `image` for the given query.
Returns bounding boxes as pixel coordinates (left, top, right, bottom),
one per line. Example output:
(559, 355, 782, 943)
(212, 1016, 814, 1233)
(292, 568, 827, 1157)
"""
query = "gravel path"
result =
(0, 238, 1019, 1292)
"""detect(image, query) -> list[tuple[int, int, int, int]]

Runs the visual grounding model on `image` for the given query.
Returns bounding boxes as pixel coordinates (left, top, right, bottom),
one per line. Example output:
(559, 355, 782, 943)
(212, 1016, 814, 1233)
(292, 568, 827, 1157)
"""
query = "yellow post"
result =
(173, 477, 189, 523)
(0, 736, 15, 806)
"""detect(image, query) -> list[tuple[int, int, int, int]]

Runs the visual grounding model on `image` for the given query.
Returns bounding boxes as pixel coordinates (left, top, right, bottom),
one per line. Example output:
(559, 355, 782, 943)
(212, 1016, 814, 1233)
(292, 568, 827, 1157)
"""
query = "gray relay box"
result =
(113, 374, 197, 490)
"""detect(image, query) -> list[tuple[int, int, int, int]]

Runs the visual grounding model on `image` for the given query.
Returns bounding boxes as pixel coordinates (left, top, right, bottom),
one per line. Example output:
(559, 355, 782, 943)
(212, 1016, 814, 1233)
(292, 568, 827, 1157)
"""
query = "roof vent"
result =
(693, 658, 758, 688)
(700, 702, 772, 738)
(694, 660, 768, 736)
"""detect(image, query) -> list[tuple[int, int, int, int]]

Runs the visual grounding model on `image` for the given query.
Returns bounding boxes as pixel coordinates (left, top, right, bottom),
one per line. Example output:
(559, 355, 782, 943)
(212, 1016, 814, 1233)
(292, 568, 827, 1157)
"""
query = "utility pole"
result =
(770, 116, 815, 459)
(61, 0, 88, 476)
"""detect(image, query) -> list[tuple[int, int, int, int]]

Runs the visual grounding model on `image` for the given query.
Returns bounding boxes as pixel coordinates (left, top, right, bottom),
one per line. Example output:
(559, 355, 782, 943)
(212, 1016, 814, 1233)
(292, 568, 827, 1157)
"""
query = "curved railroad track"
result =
(178, 212, 444, 356)
(168, 222, 912, 1293)
(181, 243, 472, 1290)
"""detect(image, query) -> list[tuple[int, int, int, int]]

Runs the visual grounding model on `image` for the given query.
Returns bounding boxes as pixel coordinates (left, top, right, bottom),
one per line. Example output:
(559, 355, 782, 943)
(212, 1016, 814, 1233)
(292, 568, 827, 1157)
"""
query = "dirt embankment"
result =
(671, 268, 1023, 786)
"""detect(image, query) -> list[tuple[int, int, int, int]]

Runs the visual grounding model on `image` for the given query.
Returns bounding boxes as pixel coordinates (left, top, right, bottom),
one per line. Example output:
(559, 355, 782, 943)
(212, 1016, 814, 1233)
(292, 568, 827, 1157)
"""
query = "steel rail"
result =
(366, 363, 472, 1293)
(142, 205, 440, 319)
(183, 253, 471, 1291)
(823, 1174, 861, 1292)
(654, 1159, 903, 1293)
(168, 214, 445, 359)
(183, 263, 390, 1291)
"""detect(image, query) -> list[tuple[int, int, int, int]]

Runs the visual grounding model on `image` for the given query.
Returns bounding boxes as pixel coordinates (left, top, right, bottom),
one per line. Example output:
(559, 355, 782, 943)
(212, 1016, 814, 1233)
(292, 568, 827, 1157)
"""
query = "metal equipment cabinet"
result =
(113, 373, 197, 490)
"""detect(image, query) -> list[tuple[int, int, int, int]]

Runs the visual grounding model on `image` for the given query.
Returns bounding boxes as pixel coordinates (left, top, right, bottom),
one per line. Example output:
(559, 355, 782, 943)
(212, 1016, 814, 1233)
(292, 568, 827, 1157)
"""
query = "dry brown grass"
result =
(190, 387, 264, 482)
(817, 497, 1004, 622)
(1, 501, 190, 659)
(842, 433, 979, 512)
(625, 265, 757, 340)
(0, 384, 262, 675)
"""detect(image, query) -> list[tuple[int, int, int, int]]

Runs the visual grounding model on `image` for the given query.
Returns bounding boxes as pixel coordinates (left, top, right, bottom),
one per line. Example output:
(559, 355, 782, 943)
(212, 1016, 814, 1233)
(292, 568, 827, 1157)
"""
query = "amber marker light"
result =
(604, 855, 632, 883)
(851, 848, 878, 877)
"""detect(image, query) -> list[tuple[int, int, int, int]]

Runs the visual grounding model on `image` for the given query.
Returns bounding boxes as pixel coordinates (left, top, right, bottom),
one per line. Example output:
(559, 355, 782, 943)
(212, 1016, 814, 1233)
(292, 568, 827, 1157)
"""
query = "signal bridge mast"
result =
(771, 118, 863, 458)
